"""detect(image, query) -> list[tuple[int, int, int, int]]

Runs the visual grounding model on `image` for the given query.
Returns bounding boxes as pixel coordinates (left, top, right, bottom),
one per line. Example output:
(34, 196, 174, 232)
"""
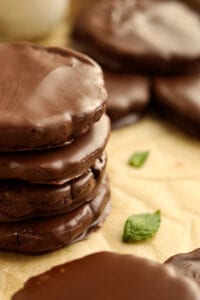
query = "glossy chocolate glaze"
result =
(104, 71, 150, 128)
(0, 114, 110, 183)
(73, 0, 200, 74)
(154, 74, 200, 137)
(0, 178, 110, 254)
(12, 252, 200, 300)
(165, 249, 200, 287)
(0, 153, 106, 222)
(0, 42, 107, 151)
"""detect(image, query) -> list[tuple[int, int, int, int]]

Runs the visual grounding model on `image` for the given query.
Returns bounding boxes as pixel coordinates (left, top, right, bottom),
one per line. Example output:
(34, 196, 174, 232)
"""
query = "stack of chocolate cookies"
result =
(0, 42, 110, 254)
(72, 0, 200, 135)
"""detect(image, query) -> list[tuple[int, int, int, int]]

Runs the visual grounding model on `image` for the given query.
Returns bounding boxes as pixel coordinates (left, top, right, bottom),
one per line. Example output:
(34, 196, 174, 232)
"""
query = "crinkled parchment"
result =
(0, 3, 200, 299)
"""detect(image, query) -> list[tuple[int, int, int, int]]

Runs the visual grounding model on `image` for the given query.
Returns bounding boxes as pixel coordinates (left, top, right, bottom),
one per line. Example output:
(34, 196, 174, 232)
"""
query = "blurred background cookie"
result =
(72, 0, 200, 75)
(71, 0, 200, 130)
(104, 71, 150, 128)
(153, 72, 200, 137)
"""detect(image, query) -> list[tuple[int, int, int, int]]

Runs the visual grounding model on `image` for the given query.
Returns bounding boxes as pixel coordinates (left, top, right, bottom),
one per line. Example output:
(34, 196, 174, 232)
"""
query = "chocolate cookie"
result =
(0, 154, 106, 222)
(12, 252, 200, 300)
(165, 249, 200, 287)
(104, 71, 150, 128)
(0, 42, 107, 151)
(153, 74, 200, 136)
(0, 114, 110, 183)
(72, 0, 200, 74)
(0, 179, 110, 254)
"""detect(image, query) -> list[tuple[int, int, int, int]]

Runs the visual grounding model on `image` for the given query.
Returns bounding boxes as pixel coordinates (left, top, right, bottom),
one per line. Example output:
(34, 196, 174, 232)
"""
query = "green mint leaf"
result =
(123, 211, 161, 242)
(129, 151, 149, 168)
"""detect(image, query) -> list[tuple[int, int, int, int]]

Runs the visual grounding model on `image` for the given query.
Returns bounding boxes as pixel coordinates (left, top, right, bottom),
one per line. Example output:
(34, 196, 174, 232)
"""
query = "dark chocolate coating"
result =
(182, 0, 200, 12)
(165, 249, 200, 287)
(104, 71, 150, 128)
(153, 74, 200, 137)
(72, 0, 200, 75)
(0, 114, 110, 183)
(0, 179, 110, 254)
(0, 42, 107, 151)
(0, 154, 106, 222)
(12, 252, 200, 300)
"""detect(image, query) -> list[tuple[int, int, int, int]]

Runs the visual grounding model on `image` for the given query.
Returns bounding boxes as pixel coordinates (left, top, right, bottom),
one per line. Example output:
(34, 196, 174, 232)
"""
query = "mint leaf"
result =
(123, 211, 161, 242)
(129, 151, 149, 168)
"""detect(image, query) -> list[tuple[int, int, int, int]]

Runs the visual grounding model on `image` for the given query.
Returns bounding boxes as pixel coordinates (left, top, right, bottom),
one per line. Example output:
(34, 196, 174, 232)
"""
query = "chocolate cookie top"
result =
(165, 249, 200, 287)
(154, 74, 200, 136)
(73, 0, 200, 74)
(0, 43, 107, 151)
(104, 71, 150, 128)
(0, 179, 110, 254)
(0, 114, 110, 183)
(12, 252, 200, 300)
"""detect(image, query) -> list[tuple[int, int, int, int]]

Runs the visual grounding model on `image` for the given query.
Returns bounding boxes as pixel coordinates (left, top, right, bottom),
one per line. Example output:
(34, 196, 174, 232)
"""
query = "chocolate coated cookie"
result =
(104, 71, 150, 128)
(0, 154, 106, 222)
(0, 179, 110, 254)
(153, 74, 200, 136)
(13, 252, 200, 300)
(73, 0, 200, 74)
(0, 43, 107, 151)
(165, 248, 200, 287)
(0, 115, 110, 183)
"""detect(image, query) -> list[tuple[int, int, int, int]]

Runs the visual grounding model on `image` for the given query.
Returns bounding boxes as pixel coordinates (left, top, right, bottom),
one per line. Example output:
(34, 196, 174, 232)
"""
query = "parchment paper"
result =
(0, 3, 200, 299)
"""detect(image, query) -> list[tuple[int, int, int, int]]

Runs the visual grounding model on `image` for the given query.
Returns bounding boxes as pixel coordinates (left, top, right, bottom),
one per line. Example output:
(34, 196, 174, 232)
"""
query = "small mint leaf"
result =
(129, 151, 149, 168)
(123, 211, 161, 243)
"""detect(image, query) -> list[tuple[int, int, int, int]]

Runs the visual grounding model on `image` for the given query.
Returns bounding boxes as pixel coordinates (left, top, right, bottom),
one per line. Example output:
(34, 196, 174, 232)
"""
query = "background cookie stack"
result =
(72, 0, 200, 135)
(0, 42, 110, 254)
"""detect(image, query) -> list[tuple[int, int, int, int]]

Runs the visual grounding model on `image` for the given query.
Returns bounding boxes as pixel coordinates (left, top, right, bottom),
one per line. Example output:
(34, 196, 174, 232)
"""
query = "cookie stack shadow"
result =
(0, 42, 111, 254)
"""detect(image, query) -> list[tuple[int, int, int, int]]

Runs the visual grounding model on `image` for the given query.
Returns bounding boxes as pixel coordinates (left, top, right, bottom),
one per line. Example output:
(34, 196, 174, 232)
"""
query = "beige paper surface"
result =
(0, 3, 200, 299)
